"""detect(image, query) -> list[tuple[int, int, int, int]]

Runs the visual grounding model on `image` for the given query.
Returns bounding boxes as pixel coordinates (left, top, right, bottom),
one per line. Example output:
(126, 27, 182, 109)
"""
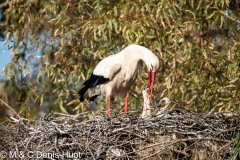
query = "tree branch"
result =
(0, 2, 7, 8)
(0, 99, 20, 118)
(220, 11, 240, 24)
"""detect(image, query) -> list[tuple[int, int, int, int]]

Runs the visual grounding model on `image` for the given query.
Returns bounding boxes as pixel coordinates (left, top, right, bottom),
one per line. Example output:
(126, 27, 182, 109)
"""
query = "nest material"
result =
(0, 109, 240, 160)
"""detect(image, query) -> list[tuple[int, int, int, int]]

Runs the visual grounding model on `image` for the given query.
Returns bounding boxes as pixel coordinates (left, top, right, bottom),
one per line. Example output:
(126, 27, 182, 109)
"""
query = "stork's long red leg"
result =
(124, 94, 129, 114)
(108, 95, 112, 117)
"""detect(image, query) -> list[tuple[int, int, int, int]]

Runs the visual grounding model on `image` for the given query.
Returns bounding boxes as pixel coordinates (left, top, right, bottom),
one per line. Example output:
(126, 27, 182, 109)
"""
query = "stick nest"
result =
(0, 109, 240, 160)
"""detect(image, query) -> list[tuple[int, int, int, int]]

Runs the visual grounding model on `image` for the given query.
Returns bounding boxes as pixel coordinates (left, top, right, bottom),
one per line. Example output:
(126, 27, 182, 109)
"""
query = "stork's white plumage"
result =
(78, 44, 159, 116)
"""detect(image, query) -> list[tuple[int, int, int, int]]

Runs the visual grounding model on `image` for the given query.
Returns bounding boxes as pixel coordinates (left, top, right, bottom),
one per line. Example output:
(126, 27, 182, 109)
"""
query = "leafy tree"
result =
(1, 0, 240, 119)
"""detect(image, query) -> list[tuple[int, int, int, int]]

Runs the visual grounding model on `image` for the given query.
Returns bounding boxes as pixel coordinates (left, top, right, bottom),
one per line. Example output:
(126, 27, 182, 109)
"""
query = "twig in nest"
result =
(1, 108, 239, 160)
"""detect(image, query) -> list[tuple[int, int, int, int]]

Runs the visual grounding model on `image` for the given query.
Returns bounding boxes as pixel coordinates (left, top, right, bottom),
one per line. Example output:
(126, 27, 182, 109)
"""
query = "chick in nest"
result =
(141, 86, 171, 118)
(156, 97, 171, 116)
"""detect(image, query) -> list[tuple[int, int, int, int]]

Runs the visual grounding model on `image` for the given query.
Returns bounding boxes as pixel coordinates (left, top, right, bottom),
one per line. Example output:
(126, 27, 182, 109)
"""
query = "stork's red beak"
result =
(148, 70, 155, 97)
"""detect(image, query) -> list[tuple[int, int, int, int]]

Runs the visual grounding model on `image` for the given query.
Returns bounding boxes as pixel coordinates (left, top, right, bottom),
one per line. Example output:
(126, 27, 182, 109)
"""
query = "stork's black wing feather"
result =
(78, 73, 109, 101)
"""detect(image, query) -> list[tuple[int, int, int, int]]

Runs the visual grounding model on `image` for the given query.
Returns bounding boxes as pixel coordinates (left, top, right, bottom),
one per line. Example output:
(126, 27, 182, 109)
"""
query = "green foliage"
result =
(1, 0, 240, 118)
(233, 133, 240, 160)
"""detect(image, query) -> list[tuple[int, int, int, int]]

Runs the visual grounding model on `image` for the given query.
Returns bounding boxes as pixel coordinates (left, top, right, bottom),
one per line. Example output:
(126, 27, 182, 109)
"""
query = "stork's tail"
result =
(78, 86, 88, 102)
(78, 85, 101, 102)
(78, 74, 109, 102)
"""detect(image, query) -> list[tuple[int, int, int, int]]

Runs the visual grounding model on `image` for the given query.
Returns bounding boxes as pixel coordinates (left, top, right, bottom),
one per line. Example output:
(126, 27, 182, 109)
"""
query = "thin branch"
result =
(221, 11, 240, 24)
(0, 2, 7, 8)
(0, 98, 21, 118)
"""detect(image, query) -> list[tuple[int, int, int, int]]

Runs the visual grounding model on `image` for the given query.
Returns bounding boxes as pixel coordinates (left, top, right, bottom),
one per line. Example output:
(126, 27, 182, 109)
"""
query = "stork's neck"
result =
(124, 44, 152, 69)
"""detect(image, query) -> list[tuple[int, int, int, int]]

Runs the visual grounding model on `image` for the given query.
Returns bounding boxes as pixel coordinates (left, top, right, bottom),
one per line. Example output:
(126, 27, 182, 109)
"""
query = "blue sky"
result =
(0, 41, 11, 78)
(0, 8, 11, 78)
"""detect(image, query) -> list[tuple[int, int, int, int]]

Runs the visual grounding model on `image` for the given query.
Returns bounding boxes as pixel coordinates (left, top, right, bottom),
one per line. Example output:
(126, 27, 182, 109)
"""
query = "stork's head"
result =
(147, 54, 160, 97)
(128, 44, 159, 97)
(158, 97, 171, 107)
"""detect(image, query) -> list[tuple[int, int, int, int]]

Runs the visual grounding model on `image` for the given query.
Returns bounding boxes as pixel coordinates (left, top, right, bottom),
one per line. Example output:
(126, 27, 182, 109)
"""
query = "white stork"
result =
(78, 44, 159, 116)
